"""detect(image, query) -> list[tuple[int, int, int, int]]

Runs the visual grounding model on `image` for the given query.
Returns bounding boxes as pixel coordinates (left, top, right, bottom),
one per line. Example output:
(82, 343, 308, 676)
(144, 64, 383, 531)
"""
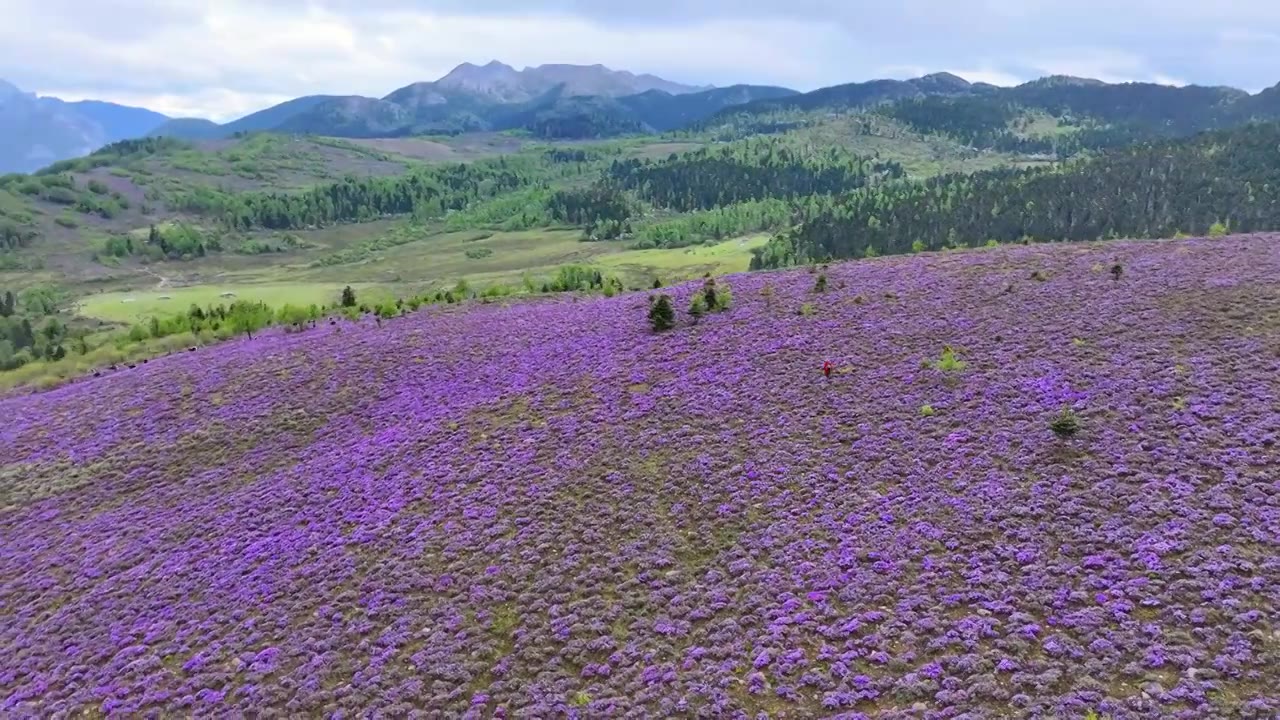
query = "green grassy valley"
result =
(2, 73, 1280, 392)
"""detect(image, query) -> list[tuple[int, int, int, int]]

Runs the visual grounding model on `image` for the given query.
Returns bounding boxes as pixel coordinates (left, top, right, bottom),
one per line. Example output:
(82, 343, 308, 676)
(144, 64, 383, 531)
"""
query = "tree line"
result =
(165, 150, 615, 231)
(751, 122, 1280, 269)
(0, 286, 77, 369)
(630, 199, 792, 249)
(99, 223, 223, 261)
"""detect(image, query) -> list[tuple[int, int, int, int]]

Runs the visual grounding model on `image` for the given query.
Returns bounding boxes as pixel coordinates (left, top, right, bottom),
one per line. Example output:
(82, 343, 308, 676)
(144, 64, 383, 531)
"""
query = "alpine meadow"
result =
(2, 19, 1279, 720)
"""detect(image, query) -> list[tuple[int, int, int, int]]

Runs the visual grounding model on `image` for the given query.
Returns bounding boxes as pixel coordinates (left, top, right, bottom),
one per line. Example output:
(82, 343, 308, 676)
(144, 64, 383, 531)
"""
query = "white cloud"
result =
(1024, 48, 1188, 86)
(0, 2, 847, 119)
(946, 68, 1023, 87)
(42, 89, 297, 123)
(874, 64, 1022, 88)
(0, 0, 1276, 120)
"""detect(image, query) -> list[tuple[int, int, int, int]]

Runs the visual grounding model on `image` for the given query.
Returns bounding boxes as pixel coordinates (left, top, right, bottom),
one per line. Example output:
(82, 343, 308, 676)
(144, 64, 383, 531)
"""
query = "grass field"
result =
(1013, 112, 1079, 138)
(77, 283, 387, 323)
(593, 234, 769, 275)
(72, 229, 768, 322)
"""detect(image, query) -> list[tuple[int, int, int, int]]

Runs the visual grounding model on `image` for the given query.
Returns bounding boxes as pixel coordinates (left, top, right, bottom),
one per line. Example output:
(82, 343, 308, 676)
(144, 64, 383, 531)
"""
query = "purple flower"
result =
(3, 235, 1278, 716)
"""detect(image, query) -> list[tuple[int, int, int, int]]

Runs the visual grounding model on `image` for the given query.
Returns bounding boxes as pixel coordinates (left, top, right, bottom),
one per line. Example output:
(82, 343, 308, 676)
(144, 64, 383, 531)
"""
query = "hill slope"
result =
(4, 234, 1279, 716)
(145, 117, 223, 140)
(62, 100, 169, 142)
(752, 121, 1280, 268)
(703, 72, 982, 121)
(150, 96, 343, 140)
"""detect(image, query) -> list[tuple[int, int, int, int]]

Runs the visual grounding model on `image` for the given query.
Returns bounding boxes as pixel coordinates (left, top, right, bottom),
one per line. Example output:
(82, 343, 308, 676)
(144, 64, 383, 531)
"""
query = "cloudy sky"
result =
(2, 0, 1278, 121)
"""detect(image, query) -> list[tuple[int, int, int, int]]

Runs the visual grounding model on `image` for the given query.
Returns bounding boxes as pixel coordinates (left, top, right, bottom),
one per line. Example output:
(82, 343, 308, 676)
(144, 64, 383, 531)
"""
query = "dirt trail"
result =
(138, 267, 170, 290)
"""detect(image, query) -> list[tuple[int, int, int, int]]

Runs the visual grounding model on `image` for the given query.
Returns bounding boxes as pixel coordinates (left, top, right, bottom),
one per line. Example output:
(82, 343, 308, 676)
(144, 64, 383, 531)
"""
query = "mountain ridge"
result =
(0, 81, 170, 173)
(698, 73, 1280, 144)
(9, 64, 1280, 174)
(148, 62, 779, 142)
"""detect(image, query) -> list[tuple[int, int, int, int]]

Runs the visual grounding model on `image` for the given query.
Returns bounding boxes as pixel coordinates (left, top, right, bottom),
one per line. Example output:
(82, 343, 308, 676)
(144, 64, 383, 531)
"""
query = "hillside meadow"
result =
(69, 230, 767, 325)
(3, 234, 1278, 718)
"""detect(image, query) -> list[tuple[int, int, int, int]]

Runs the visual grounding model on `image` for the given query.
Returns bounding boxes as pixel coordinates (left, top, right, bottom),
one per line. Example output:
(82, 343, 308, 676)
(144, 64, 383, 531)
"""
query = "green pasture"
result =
(77, 283, 387, 323)
(74, 228, 769, 322)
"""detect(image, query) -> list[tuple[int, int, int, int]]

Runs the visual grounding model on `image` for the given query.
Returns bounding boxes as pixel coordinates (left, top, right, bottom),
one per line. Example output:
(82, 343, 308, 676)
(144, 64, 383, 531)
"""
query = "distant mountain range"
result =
(703, 72, 1280, 135)
(4, 61, 1280, 174)
(0, 80, 169, 173)
(145, 61, 790, 141)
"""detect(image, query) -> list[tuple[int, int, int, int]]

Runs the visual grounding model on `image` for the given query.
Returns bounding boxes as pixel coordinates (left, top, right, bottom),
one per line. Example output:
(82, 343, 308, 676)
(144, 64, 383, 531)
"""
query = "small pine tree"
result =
(688, 292, 708, 319)
(340, 285, 357, 307)
(648, 294, 675, 331)
(702, 277, 718, 310)
(716, 284, 732, 310)
(814, 273, 828, 293)
(652, 277, 663, 289)
(1050, 407, 1081, 437)
(1110, 263, 1123, 280)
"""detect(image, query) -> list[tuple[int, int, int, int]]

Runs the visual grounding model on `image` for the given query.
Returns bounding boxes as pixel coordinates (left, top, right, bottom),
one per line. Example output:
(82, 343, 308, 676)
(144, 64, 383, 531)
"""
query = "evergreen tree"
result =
(648, 294, 676, 332)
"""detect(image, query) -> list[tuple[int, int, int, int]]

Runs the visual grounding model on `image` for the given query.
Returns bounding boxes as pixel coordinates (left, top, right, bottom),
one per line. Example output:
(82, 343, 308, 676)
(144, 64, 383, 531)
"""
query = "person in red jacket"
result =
(823, 360, 833, 378)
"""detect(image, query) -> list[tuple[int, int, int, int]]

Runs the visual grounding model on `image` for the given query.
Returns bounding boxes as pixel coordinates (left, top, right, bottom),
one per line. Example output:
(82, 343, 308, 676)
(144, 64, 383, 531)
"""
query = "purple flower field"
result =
(3, 235, 1279, 718)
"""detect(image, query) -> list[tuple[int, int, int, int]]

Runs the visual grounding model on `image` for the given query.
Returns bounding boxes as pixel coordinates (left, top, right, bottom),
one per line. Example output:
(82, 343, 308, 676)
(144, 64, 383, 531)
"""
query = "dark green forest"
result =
(0, 286, 77, 369)
(750, 122, 1280, 269)
(706, 74, 1280, 145)
(171, 151, 605, 231)
(873, 94, 1256, 158)
(607, 139, 904, 212)
(530, 138, 907, 241)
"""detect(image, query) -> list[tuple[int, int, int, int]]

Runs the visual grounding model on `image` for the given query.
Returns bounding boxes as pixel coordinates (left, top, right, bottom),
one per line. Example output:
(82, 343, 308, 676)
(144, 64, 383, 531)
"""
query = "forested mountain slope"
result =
(750, 122, 1280, 268)
(706, 75, 1280, 157)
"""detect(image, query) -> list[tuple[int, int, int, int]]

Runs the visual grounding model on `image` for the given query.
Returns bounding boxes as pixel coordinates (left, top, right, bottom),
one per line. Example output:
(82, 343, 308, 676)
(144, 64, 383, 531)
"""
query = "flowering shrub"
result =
(2, 234, 1279, 718)
(934, 346, 967, 374)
